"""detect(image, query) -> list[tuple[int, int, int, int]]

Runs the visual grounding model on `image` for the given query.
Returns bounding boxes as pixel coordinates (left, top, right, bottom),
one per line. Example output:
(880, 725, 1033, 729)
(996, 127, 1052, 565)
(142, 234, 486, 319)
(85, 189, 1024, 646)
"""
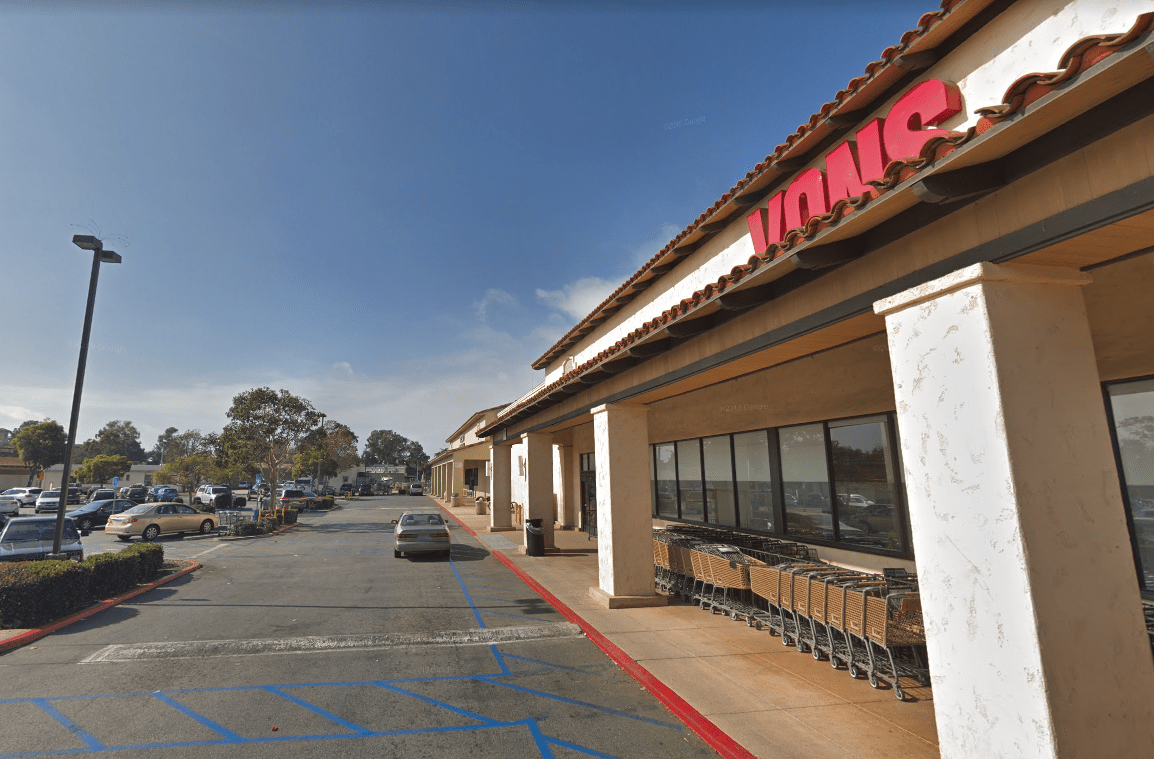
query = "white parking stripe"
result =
(81, 623, 584, 662)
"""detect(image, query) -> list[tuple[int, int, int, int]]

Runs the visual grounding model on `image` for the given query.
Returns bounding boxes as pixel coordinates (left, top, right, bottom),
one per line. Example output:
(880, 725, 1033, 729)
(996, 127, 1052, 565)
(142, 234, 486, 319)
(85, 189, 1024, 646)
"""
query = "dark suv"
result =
(121, 486, 149, 504)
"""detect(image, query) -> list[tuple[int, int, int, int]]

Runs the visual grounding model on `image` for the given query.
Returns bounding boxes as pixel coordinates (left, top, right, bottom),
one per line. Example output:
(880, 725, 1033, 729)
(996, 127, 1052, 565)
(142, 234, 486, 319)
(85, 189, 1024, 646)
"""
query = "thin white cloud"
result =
(536, 277, 617, 321)
(0, 405, 48, 431)
(333, 361, 354, 376)
(474, 288, 517, 321)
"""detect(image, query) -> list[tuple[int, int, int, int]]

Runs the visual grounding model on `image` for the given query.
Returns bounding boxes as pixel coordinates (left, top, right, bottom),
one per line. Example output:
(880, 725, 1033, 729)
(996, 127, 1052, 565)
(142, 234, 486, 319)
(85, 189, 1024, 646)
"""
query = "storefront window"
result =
(654, 443, 678, 518)
(780, 423, 832, 541)
(733, 431, 773, 532)
(677, 439, 704, 522)
(1107, 378, 1154, 592)
(703, 435, 737, 527)
(828, 415, 902, 552)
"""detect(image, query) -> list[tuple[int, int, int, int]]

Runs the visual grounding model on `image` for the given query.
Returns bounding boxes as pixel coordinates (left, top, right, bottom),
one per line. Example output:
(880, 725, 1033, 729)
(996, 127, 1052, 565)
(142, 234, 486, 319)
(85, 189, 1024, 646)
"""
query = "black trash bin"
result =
(525, 518, 545, 557)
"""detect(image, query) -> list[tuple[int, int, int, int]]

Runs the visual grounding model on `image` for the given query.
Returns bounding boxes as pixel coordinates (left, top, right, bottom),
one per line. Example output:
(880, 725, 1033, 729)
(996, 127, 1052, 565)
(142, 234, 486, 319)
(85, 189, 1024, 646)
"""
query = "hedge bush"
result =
(0, 561, 92, 628)
(312, 496, 335, 510)
(230, 521, 261, 537)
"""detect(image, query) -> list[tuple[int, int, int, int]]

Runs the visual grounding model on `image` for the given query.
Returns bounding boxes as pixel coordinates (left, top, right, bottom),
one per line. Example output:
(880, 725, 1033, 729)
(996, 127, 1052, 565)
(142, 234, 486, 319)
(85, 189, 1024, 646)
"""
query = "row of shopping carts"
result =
(653, 526, 929, 701)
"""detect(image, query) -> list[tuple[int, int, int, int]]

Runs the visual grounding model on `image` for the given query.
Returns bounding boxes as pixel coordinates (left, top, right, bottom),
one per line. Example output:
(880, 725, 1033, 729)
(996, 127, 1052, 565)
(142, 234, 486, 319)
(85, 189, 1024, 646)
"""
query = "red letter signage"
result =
(745, 79, 962, 256)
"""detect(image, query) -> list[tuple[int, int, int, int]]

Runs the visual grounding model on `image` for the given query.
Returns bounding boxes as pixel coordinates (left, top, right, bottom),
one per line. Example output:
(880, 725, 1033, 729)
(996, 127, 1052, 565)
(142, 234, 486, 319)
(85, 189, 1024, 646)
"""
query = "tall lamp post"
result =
(314, 414, 326, 488)
(49, 235, 122, 558)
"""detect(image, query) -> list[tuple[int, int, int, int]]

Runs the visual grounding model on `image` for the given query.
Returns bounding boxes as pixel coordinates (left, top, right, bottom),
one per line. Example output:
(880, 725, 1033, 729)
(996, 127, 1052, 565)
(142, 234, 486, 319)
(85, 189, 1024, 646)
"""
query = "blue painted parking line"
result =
(476, 677, 681, 729)
(263, 686, 374, 736)
(31, 699, 104, 751)
(149, 691, 243, 742)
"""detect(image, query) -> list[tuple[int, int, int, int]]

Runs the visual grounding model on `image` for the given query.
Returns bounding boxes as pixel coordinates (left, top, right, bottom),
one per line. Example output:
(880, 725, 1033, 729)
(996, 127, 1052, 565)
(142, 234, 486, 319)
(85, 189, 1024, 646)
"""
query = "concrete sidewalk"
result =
(439, 499, 940, 759)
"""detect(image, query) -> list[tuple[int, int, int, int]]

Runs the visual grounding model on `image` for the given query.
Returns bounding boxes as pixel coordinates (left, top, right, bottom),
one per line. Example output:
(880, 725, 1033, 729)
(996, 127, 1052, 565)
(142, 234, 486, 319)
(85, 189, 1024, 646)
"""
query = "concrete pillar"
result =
(556, 444, 574, 529)
(874, 262, 1154, 758)
(490, 442, 513, 531)
(523, 432, 555, 549)
(589, 403, 666, 608)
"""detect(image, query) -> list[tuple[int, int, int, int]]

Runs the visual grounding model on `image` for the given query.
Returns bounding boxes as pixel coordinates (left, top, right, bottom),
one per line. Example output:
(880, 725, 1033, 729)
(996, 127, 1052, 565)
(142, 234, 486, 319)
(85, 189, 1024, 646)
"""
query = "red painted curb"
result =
(0, 560, 202, 654)
(438, 505, 757, 759)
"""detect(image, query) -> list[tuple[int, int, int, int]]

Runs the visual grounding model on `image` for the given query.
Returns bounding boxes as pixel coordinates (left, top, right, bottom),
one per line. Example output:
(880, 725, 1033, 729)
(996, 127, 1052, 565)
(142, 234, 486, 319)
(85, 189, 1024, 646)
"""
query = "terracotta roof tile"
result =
(532, 0, 966, 370)
(488, 12, 1154, 437)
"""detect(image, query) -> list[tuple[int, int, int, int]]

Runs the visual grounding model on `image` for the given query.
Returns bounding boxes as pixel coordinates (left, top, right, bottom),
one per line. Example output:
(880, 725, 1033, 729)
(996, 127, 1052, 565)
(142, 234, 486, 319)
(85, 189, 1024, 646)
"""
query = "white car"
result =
(0, 492, 22, 516)
(2, 488, 41, 509)
(35, 490, 61, 513)
(408, 483, 424, 496)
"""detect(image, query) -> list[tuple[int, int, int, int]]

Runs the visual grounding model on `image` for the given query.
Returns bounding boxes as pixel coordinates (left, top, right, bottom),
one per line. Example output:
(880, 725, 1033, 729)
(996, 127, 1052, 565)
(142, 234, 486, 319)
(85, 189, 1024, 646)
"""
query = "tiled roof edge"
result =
(531, 0, 965, 370)
(485, 12, 1154, 438)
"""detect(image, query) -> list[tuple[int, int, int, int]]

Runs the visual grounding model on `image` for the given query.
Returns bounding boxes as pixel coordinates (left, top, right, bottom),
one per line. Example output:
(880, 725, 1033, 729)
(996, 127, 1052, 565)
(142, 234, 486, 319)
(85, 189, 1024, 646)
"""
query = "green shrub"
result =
(282, 509, 298, 526)
(124, 542, 164, 581)
(84, 553, 137, 599)
(258, 517, 278, 534)
(231, 521, 261, 537)
(313, 496, 335, 510)
(0, 561, 91, 628)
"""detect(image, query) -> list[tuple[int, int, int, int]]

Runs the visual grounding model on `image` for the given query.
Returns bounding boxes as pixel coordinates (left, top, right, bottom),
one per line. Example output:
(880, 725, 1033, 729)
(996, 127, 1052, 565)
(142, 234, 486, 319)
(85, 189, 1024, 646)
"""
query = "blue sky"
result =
(1, 0, 930, 456)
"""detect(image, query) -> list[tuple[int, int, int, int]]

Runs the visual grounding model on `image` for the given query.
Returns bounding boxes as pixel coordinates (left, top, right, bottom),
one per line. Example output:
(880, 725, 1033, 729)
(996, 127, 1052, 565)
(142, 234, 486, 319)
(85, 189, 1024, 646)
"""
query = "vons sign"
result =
(746, 79, 962, 255)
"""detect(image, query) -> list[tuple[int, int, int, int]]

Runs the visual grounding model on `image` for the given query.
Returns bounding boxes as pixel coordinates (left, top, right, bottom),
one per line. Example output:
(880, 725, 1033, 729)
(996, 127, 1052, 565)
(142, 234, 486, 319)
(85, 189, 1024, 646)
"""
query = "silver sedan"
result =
(392, 511, 450, 558)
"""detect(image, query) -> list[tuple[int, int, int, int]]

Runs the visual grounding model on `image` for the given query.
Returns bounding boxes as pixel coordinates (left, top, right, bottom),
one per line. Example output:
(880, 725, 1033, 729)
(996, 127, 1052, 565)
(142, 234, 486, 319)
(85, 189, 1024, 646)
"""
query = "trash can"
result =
(475, 498, 488, 516)
(525, 518, 545, 557)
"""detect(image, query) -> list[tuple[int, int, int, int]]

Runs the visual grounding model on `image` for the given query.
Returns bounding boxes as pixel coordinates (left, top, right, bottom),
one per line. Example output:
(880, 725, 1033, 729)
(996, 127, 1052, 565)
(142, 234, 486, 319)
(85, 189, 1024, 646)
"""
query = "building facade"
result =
(467, 1, 1154, 755)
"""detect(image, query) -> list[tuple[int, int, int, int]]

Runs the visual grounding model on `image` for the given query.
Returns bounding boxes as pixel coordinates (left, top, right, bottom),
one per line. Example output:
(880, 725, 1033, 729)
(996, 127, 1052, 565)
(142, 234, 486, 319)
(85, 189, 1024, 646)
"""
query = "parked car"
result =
(355, 483, 373, 496)
(67, 498, 138, 531)
(408, 483, 424, 496)
(193, 485, 231, 507)
(87, 488, 117, 503)
(320, 486, 336, 496)
(391, 511, 450, 558)
(0, 516, 87, 562)
(2, 487, 41, 508)
(119, 486, 149, 504)
(277, 489, 310, 509)
(35, 490, 62, 513)
(339, 483, 353, 495)
(237, 480, 251, 490)
(106, 502, 219, 541)
(247, 483, 271, 501)
(0, 491, 21, 516)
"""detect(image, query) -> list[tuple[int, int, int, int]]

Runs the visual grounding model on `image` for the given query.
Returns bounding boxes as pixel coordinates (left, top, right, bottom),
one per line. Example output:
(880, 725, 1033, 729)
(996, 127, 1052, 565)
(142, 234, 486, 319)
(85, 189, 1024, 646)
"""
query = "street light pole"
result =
(49, 235, 121, 558)
(315, 414, 325, 488)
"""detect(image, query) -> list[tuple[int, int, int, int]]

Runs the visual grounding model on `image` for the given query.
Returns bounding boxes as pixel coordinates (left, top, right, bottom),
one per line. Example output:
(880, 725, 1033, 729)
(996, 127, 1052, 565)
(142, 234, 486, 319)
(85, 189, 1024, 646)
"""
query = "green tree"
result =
(224, 387, 322, 487)
(152, 427, 179, 464)
(153, 452, 215, 497)
(364, 429, 427, 470)
(74, 454, 132, 485)
(11, 420, 66, 487)
(86, 420, 147, 462)
(295, 421, 360, 480)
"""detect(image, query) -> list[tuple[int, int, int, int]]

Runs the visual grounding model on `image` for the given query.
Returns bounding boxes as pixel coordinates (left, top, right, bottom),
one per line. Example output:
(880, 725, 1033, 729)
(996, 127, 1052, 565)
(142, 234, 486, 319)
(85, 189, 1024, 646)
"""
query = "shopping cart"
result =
(864, 591, 930, 700)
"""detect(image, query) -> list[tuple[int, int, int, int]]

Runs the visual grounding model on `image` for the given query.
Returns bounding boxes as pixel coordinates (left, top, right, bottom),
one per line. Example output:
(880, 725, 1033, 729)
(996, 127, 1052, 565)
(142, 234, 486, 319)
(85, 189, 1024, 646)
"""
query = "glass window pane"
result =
(703, 435, 737, 527)
(780, 423, 832, 541)
(654, 444, 678, 519)
(733, 431, 773, 532)
(677, 439, 704, 522)
(829, 415, 902, 552)
(1108, 379, 1154, 591)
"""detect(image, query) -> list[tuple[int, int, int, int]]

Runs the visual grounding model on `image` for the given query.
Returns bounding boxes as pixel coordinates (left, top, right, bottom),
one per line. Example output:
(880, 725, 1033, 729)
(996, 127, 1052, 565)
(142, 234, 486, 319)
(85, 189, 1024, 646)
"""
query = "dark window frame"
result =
(1102, 374, 1154, 600)
(650, 412, 913, 560)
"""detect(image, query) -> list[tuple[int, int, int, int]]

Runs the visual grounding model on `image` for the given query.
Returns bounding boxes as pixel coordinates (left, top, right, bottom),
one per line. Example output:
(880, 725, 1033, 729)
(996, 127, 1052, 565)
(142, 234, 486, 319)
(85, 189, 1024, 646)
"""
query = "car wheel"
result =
(394, 549, 401, 558)
(142, 525, 160, 541)
(117, 535, 131, 542)
(199, 519, 215, 534)
(77, 518, 93, 531)
(193, 498, 202, 505)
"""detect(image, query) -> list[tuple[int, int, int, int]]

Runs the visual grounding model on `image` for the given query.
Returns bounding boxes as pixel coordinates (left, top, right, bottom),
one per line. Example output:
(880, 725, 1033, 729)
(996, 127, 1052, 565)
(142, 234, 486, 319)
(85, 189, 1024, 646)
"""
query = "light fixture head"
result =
(72, 234, 103, 251)
(99, 251, 122, 264)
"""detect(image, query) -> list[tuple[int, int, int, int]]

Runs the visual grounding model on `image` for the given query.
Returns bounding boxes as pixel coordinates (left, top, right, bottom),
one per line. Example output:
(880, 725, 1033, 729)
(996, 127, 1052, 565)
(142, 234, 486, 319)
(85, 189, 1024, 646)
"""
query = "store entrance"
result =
(580, 452, 596, 539)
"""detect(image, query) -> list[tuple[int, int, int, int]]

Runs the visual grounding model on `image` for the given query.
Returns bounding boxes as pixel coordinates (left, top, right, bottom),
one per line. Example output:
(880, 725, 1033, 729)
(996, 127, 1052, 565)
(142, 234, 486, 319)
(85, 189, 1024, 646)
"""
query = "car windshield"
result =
(2, 520, 80, 542)
(400, 514, 443, 526)
(2, 489, 18, 495)
(42, 491, 60, 498)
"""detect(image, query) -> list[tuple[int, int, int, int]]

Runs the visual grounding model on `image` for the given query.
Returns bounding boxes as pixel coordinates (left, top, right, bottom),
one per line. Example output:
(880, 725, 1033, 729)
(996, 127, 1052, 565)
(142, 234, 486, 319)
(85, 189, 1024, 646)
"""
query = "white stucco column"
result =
(489, 442, 514, 531)
(556, 444, 574, 529)
(589, 402, 667, 608)
(522, 432, 555, 549)
(875, 262, 1154, 758)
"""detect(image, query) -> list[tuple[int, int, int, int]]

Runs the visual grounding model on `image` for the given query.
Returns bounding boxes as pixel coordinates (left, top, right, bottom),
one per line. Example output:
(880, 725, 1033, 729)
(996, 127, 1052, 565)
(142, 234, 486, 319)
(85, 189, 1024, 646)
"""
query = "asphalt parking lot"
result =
(0, 495, 718, 759)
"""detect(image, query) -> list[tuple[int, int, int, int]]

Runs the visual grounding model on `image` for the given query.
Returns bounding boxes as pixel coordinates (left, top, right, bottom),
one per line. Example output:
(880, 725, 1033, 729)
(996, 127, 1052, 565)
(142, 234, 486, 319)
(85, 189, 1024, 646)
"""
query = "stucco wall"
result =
(646, 334, 896, 443)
